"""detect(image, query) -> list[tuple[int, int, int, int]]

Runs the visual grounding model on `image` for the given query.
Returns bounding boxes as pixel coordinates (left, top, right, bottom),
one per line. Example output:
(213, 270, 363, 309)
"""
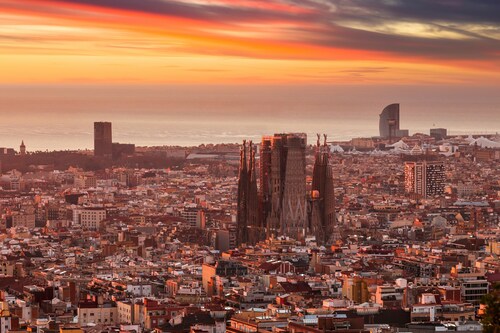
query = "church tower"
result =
(310, 134, 336, 245)
(20, 140, 26, 155)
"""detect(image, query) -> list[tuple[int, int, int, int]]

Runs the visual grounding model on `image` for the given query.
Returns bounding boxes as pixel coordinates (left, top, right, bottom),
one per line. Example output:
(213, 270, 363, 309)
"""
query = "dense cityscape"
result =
(0, 104, 499, 333)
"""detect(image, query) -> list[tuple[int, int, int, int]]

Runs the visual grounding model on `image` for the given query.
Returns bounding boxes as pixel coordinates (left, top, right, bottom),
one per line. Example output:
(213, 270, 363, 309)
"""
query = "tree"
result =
(482, 282, 500, 333)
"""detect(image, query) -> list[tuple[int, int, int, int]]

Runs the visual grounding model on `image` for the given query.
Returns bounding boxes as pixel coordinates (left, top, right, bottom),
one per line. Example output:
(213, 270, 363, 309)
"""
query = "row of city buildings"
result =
(0, 119, 498, 333)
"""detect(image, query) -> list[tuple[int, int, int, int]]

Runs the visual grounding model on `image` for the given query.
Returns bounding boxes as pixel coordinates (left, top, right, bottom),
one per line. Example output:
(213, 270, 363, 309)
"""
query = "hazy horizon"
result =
(0, 84, 498, 151)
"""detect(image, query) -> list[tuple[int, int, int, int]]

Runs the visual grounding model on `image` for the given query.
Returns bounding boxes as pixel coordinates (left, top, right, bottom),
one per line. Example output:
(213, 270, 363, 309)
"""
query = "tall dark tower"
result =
(260, 136, 272, 237)
(310, 134, 336, 245)
(236, 141, 261, 246)
(261, 133, 307, 241)
(379, 103, 400, 139)
(94, 122, 112, 158)
(280, 134, 307, 240)
(247, 143, 262, 244)
(19, 140, 26, 155)
(266, 134, 284, 239)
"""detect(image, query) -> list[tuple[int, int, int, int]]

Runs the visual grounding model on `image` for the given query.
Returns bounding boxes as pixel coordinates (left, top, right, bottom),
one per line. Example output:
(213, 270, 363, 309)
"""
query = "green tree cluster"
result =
(482, 282, 500, 333)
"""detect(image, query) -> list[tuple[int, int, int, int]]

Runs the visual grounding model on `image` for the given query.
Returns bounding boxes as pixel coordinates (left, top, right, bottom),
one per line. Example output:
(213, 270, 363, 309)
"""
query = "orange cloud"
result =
(0, 0, 498, 84)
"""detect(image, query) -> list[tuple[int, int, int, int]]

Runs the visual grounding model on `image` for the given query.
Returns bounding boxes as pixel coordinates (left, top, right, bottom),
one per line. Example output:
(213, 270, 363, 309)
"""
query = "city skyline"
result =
(0, 2, 499, 333)
(0, 84, 499, 151)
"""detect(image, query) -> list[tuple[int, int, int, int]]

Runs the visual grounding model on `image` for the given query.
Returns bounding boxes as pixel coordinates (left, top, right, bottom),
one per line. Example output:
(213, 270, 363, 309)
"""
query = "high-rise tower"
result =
(94, 122, 112, 158)
(379, 103, 409, 140)
(404, 155, 445, 198)
(310, 134, 336, 245)
(379, 103, 400, 139)
(236, 141, 261, 246)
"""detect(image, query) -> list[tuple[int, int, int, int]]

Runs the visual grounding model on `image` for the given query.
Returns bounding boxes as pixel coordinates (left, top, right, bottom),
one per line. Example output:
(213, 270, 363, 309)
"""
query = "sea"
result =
(0, 84, 498, 151)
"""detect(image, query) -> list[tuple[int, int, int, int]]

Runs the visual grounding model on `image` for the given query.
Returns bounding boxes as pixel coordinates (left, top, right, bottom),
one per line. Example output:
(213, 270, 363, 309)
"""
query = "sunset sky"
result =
(1, 0, 499, 85)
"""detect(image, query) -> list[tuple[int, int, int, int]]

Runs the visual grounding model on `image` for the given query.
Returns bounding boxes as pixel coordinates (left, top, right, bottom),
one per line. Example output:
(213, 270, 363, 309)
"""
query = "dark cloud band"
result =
(5, 0, 500, 62)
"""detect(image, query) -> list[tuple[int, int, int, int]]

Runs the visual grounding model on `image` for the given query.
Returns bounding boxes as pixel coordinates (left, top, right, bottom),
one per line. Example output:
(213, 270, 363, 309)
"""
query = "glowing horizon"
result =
(0, 0, 499, 85)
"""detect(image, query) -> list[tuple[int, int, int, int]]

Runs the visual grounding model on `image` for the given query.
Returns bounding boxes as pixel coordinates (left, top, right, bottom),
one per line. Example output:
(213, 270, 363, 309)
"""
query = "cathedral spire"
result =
(310, 133, 335, 245)
(20, 140, 26, 155)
